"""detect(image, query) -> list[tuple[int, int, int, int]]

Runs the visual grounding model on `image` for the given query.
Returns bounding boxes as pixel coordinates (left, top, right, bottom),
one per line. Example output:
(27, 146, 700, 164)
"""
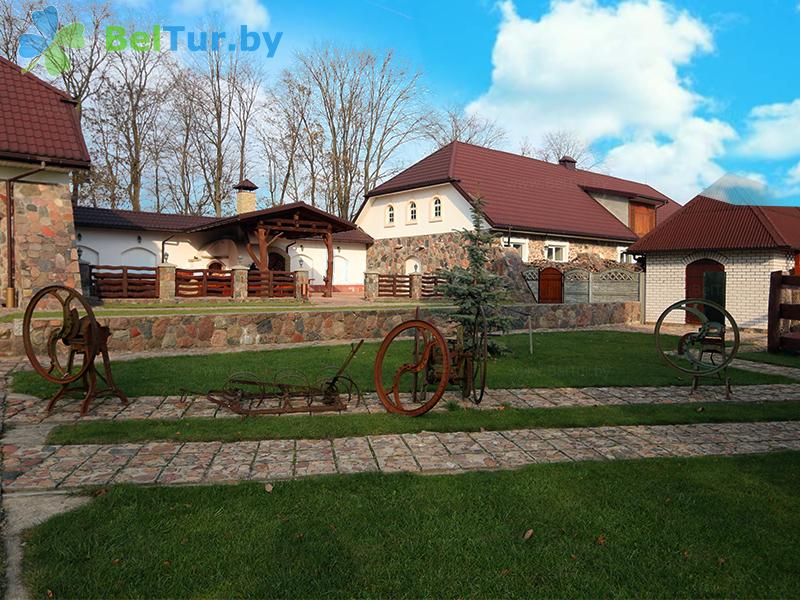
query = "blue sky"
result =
(117, 0, 800, 203)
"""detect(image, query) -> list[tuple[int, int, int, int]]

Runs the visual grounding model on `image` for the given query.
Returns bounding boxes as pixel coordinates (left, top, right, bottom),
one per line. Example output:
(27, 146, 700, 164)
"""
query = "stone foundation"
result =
(0, 302, 640, 356)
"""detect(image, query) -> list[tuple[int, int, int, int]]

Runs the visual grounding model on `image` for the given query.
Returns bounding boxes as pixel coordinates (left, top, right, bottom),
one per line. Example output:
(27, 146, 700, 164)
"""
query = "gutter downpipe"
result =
(3, 162, 46, 308)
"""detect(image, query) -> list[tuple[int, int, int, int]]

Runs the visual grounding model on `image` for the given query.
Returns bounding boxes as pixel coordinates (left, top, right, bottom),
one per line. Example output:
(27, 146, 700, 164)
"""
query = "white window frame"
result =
(408, 201, 417, 224)
(430, 197, 442, 221)
(385, 204, 395, 227)
(544, 240, 569, 263)
(502, 236, 530, 262)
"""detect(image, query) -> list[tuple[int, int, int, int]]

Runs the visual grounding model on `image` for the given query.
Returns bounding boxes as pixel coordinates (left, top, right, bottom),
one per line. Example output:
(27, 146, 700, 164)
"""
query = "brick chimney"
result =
(559, 155, 577, 170)
(234, 178, 258, 214)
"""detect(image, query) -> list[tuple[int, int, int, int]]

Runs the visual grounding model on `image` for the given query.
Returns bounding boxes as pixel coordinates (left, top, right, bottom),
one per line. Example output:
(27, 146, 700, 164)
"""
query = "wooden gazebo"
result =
(186, 201, 362, 297)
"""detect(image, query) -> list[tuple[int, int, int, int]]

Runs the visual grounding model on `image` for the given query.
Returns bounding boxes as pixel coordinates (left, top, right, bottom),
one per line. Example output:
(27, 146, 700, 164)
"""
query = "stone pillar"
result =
(157, 263, 176, 301)
(409, 272, 422, 300)
(231, 265, 249, 300)
(364, 272, 379, 300)
(294, 270, 309, 301)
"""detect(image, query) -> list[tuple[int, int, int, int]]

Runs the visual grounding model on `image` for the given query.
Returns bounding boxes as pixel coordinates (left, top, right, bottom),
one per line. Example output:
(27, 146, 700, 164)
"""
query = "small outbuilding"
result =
(629, 194, 800, 329)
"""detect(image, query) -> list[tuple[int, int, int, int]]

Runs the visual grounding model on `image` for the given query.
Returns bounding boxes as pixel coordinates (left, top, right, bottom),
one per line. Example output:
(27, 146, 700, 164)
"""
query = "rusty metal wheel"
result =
(374, 319, 450, 416)
(22, 285, 99, 386)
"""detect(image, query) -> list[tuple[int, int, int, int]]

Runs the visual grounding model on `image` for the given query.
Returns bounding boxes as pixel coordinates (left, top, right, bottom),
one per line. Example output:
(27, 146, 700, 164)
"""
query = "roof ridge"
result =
(0, 55, 77, 103)
(447, 141, 458, 178)
(749, 204, 789, 247)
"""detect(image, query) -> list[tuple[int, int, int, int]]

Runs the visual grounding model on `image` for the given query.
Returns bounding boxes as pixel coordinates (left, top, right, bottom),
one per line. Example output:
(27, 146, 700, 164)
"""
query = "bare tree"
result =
(533, 130, 600, 170)
(232, 60, 263, 183)
(0, 0, 42, 61)
(422, 107, 506, 150)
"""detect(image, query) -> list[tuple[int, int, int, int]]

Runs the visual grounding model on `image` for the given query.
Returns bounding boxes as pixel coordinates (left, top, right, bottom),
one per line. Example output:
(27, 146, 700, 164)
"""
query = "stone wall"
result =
(366, 231, 468, 273)
(0, 302, 641, 356)
(526, 235, 622, 262)
(644, 249, 794, 329)
(0, 181, 81, 305)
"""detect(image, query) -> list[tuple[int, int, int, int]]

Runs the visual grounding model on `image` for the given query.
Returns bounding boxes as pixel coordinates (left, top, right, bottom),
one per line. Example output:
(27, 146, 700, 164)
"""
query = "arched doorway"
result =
(539, 267, 563, 304)
(268, 251, 287, 271)
(685, 259, 726, 324)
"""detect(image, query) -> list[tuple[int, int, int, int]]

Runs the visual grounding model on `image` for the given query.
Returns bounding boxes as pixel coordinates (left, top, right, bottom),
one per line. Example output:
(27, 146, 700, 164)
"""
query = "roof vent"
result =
(558, 156, 577, 170)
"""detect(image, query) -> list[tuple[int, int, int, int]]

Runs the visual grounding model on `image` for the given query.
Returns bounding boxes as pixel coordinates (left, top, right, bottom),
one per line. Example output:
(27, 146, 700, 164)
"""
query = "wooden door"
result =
(539, 268, 563, 304)
(629, 202, 656, 237)
(685, 259, 725, 324)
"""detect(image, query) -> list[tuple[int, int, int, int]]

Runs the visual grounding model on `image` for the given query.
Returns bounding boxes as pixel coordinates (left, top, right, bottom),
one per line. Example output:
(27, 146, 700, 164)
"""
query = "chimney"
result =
(234, 178, 258, 214)
(558, 155, 577, 170)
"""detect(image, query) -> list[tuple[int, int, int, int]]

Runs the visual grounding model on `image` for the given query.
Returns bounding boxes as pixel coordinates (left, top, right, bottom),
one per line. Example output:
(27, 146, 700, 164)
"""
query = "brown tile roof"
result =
(365, 141, 674, 242)
(628, 195, 800, 253)
(73, 205, 374, 244)
(0, 57, 90, 167)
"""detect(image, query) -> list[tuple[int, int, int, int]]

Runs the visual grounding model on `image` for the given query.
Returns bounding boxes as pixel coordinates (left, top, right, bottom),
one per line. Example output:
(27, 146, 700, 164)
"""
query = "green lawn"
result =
(12, 331, 790, 399)
(739, 350, 800, 369)
(47, 401, 800, 445)
(23, 452, 800, 598)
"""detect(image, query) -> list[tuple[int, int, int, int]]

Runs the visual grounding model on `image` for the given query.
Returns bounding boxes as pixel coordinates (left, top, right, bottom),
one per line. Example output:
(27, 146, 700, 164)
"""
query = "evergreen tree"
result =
(439, 197, 511, 351)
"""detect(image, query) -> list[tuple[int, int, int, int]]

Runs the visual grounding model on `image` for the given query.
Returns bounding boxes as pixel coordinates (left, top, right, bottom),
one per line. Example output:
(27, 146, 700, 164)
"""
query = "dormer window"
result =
(386, 205, 395, 226)
(431, 197, 442, 221)
(408, 201, 417, 223)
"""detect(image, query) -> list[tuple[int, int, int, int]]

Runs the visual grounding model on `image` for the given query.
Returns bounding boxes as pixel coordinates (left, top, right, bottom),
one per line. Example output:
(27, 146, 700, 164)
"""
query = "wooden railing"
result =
(175, 269, 232, 297)
(90, 265, 158, 299)
(421, 275, 446, 298)
(768, 271, 800, 352)
(248, 270, 296, 298)
(378, 274, 411, 298)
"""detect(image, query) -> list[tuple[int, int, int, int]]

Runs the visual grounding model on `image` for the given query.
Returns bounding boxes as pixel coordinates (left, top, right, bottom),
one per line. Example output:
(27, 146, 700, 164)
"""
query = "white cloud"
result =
(604, 118, 735, 203)
(172, 0, 271, 29)
(467, 0, 733, 201)
(788, 161, 800, 185)
(739, 99, 800, 159)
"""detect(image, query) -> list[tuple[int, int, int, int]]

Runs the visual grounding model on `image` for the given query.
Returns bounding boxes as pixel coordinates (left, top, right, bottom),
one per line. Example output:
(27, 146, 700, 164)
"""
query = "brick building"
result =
(0, 57, 89, 307)
(628, 194, 800, 329)
(355, 141, 681, 286)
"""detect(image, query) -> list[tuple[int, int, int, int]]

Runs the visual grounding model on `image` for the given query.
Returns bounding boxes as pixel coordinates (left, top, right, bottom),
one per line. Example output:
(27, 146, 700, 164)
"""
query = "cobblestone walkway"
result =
(5, 383, 800, 424)
(733, 359, 800, 381)
(3, 421, 799, 491)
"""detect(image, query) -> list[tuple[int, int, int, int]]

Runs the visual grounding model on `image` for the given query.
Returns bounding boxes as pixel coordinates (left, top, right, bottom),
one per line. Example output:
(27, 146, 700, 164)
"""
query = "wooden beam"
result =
(324, 230, 334, 298)
(257, 225, 269, 274)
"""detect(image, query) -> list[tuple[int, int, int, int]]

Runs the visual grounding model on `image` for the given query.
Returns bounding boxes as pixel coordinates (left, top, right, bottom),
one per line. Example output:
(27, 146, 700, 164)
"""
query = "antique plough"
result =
(202, 340, 365, 415)
(373, 308, 488, 416)
(655, 298, 740, 399)
(22, 285, 128, 416)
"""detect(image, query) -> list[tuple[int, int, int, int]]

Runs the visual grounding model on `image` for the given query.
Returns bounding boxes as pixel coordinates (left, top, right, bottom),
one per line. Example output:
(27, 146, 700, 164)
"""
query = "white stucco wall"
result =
(592, 193, 630, 226)
(75, 226, 368, 286)
(356, 183, 477, 240)
(644, 249, 794, 329)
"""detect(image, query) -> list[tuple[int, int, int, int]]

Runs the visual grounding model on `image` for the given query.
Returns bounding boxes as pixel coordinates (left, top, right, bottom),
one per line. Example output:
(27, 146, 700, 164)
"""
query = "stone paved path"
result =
(5, 383, 800, 424)
(3, 421, 799, 491)
(733, 359, 800, 381)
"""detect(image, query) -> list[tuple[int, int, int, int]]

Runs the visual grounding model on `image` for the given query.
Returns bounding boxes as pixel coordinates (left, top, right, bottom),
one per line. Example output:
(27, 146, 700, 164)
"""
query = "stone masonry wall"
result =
(526, 235, 621, 262)
(644, 249, 793, 329)
(0, 302, 640, 355)
(0, 181, 81, 305)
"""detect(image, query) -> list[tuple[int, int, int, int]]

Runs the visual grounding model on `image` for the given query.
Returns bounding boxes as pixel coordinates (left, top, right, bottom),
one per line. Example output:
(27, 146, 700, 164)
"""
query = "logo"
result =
(105, 26, 282, 57)
(19, 6, 85, 75)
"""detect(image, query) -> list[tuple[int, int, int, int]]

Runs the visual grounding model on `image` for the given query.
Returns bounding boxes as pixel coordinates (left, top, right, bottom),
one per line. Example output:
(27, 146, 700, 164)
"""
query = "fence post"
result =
(639, 271, 646, 324)
(231, 265, 249, 300)
(364, 272, 379, 300)
(587, 271, 594, 304)
(409, 273, 422, 300)
(768, 270, 783, 353)
(293, 270, 309, 301)
(157, 263, 176, 302)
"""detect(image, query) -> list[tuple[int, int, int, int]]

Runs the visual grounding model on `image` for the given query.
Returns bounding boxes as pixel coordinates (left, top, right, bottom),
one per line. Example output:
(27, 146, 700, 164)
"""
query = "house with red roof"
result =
(628, 192, 800, 329)
(355, 141, 679, 295)
(0, 56, 90, 307)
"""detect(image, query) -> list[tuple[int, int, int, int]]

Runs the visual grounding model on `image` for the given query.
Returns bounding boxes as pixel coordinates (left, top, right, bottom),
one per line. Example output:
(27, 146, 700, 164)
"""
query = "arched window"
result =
(432, 197, 442, 220)
(386, 204, 395, 225)
(408, 201, 417, 223)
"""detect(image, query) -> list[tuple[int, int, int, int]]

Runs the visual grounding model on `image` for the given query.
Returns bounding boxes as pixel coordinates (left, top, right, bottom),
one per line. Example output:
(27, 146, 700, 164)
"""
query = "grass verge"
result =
(47, 400, 800, 445)
(13, 331, 791, 399)
(738, 350, 800, 369)
(23, 452, 800, 598)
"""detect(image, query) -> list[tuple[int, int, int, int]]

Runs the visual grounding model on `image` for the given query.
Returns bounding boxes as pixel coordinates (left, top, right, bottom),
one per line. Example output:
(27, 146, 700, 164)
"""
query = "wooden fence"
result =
(175, 269, 232, 298)
(421, 275, 446, 298)
(248, 270, 296, 298)
(378, 274, 411, 297)
(768, 271, 800, 352)
(90, 265, 158, 299)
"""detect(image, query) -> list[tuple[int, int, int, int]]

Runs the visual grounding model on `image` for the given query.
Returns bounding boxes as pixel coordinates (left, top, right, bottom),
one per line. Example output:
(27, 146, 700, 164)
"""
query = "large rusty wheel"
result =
(22, 285, 100, 386)
(374, 319, 450, 416)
